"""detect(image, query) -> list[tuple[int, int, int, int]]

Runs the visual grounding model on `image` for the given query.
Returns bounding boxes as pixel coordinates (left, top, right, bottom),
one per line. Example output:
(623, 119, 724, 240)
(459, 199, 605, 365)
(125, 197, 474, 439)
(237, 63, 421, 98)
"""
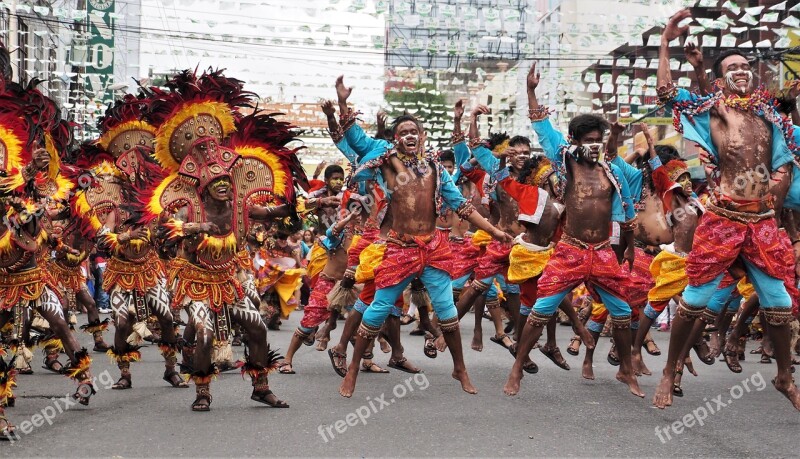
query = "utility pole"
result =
(9, 0, 17, 82)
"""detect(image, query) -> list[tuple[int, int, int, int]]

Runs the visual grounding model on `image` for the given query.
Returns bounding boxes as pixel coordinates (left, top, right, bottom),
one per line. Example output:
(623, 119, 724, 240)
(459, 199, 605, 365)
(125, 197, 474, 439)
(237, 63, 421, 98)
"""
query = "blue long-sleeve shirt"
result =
(450, 140, 471, 183)
(783, 128, 800, 211)
(344, 123, 467, 215)
(531, 118, 637, 222)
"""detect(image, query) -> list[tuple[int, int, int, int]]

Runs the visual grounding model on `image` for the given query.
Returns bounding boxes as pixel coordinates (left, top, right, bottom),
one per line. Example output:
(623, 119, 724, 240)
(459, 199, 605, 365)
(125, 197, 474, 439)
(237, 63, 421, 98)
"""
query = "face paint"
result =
(581, 143, 605, 163)
(724, 70, 753, 94)
(399, 133, 419, 144)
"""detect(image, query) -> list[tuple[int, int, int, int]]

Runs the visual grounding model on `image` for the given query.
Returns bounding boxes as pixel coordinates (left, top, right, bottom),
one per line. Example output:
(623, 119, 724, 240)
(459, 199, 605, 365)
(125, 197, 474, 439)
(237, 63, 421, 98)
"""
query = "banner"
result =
(86, 0, 115, 103)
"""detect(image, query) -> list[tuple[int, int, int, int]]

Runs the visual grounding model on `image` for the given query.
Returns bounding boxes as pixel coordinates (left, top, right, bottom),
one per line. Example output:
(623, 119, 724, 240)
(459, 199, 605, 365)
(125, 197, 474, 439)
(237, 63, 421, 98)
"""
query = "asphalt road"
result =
(3, 311, 798, 457)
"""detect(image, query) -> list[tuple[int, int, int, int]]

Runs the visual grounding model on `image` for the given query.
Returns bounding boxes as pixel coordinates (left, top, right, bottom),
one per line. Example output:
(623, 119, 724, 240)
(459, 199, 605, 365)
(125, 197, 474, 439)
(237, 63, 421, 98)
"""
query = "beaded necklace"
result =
(671, 86, 797, 152)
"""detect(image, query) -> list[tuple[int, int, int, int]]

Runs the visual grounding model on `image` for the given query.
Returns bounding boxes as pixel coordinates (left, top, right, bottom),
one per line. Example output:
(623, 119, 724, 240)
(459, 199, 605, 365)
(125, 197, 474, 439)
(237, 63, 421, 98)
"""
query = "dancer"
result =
(334, 75, 510, 397)
(504, 62, 642, 397)
(653, 9, 800, 410)
(72, 96, 186, 390)
(145, 69, 303, 411)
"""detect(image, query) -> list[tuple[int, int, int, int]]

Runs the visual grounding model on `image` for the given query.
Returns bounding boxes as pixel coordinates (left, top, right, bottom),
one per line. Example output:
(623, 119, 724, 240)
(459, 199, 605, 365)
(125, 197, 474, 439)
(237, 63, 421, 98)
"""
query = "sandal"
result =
(723, 343, 743, 374)
(760, 354, 772, 364)
(277, 362, 295, 374)
(72, 382, 96, 406)
(672, 367, 684, 397)
(399, 314, 416, 326)
(566, 335, 581, 356)
(490, 333, 513, 351)
(607, 341, 620, 367)
(0, 415, 18, 442)
(192, 387, 212, 412)
(540, 345, 570, 371)
(112, 375, 132, 390)
(693, 339, 715, 365)
(409, 328, 425, 336)
(644, 338, 661, 356)
(327, 349, 348, 378)
(387, 357, 421, 374)
(750, 346, 763, 354)
(361, 361, 389, 373)
(522, 360, 539, 374)
(42, 355, 64, 374)
(251, 388, 289, 408)
(164, 370, 189, 388)
(423, 333, 438, 359)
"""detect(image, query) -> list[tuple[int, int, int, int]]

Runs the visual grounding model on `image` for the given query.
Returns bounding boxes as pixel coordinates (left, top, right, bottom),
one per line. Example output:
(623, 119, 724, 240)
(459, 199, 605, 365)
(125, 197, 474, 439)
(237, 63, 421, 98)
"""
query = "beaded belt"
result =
(560, 234, 610, 250)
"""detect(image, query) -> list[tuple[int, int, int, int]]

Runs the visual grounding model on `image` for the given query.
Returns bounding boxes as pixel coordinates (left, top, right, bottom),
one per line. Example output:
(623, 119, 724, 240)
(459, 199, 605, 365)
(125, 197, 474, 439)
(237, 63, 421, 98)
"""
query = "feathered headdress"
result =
(485, 132, 510, 155)
(0, 80, 66, 193)
(145, 68, 254, 172)
(226, 109, 307, 204)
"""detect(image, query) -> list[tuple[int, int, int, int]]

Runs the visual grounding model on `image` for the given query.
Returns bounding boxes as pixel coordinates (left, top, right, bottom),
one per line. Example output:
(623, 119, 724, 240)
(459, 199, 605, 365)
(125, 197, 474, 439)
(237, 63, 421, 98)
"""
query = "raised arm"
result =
(606, 121, 625, 162)
(468, 104, 489, 142)
(467, 104, 500, 173)
(658, 9, 690, 91)
(336, 76, 390, 159)
(684, 41, 711, 96)
(322, 100, 360, 164)
(526, 62, 567, 164)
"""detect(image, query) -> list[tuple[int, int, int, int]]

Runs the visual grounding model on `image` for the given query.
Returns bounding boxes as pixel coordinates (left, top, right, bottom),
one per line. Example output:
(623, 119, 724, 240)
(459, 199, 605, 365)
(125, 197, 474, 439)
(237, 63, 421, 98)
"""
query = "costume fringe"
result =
(14, 345, 32, 370)
(409, 288, 431, 312)
(0, 357, 18, 404)
(39, 337, 63, 352)
(65, 349, 92, 380)
(127, 321, 153, 346)
(240, 345, 283, 379)
(157, 342, 181, 356)
(31, 314, 50, 331)
(80, 318, 111, 334)
(211, 340, 233, 365)
(106, 347, 142, 363)
(326, 281, 358, 313)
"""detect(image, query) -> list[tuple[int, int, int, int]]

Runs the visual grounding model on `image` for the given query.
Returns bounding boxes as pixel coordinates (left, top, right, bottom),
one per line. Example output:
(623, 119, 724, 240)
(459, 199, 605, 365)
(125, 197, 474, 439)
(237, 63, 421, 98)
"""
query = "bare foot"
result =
(616, 370, 645, 397)
(339, 372, 357, 398)
(576, 325, 595, 350)
(434, 334, 448, 353)
(684, 356, 697, 377)
(503, 366, 523, 396)
(652, 372, 675, 409)
(315, 338, 329, 352)
(773, 375, 800, 411)
(452, 369, 478, 394)
(582, 359, 594, 380)
(378, 336, 391, 354)
(632, 351, 651, 376)
(471, 328, 483, 352)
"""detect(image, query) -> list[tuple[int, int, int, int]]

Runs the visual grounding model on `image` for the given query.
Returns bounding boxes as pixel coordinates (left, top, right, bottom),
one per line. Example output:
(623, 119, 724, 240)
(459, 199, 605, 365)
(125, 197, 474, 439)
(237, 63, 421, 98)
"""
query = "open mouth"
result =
(215, 184, 229, 194)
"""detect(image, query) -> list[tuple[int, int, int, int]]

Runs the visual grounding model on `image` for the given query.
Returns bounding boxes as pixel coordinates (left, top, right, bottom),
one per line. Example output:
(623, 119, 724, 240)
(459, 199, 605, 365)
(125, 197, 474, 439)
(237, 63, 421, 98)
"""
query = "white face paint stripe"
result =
(724, 70, 753, 93)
